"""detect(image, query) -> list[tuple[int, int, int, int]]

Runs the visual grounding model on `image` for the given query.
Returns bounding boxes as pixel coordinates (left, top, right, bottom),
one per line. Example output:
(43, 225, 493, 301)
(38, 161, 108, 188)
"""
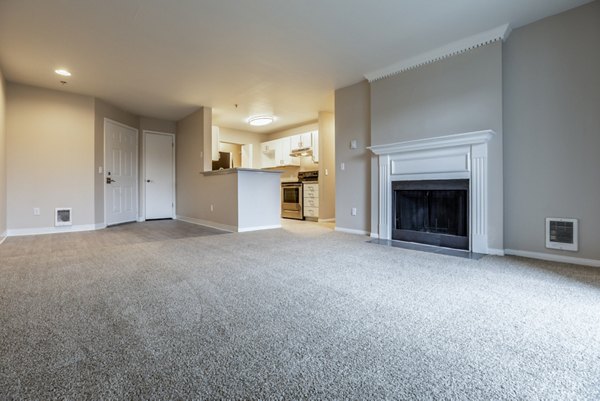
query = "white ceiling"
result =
(0, 0, 591, 133)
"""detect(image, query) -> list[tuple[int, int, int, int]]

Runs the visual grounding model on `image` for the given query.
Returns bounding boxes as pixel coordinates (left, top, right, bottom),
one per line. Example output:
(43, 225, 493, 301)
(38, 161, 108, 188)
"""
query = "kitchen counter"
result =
(177, 168, 282, 233)
(203, 167, 283, 176)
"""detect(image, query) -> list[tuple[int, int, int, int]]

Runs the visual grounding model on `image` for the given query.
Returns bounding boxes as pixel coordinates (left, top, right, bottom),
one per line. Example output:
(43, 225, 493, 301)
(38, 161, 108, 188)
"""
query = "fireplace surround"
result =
(368, 130, 501, 254)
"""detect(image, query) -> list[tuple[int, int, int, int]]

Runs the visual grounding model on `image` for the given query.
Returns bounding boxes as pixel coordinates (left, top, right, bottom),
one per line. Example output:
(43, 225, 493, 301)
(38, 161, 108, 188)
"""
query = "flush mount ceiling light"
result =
(247, 115, 274, 127)
(54, 69, 72, 77)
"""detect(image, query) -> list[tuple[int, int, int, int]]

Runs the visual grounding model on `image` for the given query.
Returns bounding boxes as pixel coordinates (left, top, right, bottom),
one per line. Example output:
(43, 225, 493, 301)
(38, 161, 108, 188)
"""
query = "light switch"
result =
(351, 208, 357, 216)
(325, 169, 329, 176)
(340, 162, 345, 171)
(350, 140, 357, 149)
(33, 208, 40, 216)
(98, 166, 103, 174)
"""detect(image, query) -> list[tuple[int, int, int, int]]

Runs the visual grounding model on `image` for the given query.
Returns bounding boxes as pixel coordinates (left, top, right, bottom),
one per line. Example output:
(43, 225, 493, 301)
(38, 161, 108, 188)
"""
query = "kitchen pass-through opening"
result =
(392, 179, 469, 250)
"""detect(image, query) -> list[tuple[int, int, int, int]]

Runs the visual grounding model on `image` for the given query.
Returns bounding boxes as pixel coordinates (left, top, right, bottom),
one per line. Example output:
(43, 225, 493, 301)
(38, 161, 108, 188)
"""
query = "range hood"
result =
(289, 147, 313, 157)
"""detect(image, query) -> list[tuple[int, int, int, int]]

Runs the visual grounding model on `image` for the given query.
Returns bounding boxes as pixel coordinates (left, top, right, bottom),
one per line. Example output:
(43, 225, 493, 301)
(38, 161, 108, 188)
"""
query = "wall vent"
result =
(55, 208, 72, 227)
(546, 218, 578, 251)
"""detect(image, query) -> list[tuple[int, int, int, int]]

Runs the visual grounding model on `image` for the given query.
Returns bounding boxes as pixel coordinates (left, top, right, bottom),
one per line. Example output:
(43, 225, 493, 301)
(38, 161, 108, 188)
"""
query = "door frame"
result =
(141, 130, 176, 221)
(103, 118, 139, 227)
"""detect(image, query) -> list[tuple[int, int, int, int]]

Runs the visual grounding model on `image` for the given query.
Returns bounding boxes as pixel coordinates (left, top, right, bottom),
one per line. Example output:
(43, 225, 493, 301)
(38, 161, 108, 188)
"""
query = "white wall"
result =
(6, 83, 95, 232)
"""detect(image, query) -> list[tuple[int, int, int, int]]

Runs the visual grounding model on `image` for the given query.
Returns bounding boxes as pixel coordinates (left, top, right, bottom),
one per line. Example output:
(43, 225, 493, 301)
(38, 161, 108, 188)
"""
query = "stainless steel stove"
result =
(281, 171, 319, 220)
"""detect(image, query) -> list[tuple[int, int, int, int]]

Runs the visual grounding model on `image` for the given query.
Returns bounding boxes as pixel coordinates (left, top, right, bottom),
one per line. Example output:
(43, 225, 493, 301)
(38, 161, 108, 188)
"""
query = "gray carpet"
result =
(1, 221, 599, 400)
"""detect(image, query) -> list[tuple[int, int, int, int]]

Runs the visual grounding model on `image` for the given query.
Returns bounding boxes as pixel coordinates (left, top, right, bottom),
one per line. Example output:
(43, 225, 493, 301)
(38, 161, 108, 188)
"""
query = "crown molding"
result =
(365, 24, 512, 82)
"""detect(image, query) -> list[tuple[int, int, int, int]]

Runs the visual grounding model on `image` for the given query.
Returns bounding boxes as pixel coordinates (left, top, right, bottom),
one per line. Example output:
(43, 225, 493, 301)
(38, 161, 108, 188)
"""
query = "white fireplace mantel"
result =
(368, 130, 496, 254)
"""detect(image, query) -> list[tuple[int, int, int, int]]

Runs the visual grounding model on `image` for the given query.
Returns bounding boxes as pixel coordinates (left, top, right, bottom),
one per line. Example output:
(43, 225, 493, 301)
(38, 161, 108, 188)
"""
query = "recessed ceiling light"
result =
(247, 115, 274, 127)
(54, 69, 72, 77)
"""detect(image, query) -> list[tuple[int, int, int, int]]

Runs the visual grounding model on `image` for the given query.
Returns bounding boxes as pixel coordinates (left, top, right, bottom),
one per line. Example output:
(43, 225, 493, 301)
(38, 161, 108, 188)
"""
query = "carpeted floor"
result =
(1, 220, 599, 400)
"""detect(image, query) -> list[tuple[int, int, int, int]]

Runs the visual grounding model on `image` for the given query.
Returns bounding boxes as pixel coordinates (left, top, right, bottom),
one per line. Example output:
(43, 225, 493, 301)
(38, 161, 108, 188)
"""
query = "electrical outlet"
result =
(210, 204, 214, 212)
(351, 207, 357, 216)
(33, 208, 40, 216)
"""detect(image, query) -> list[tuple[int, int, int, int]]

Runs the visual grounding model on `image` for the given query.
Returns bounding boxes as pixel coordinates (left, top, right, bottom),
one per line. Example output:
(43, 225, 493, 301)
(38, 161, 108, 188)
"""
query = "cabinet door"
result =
(300, 132, 312, 149)
(211, 126, 220, 161)
(311, 131, 319, 162)
(261, 140, 278, 168)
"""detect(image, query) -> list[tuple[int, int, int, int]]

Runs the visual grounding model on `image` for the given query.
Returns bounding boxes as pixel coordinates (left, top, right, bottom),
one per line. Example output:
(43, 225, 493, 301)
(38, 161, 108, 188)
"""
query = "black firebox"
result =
(392, 180, 469, 250)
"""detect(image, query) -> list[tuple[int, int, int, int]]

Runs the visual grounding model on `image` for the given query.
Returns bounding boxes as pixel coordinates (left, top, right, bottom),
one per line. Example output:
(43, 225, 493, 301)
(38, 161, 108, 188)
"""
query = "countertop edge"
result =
(202, 168, 283, 176)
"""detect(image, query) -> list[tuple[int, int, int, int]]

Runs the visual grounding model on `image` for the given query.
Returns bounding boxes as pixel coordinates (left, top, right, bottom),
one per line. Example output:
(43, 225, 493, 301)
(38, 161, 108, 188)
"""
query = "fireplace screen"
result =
(392, 180, 469, 250)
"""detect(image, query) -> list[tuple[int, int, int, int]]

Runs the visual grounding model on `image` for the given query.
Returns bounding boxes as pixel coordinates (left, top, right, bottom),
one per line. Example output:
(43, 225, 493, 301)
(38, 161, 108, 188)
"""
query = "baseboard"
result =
(175, 215, 235, 233)
(487, 248, 505, 256)
(95, 223, 107, 230)
(505, 249, 600, 268)
(335, 227, 370, 236)
(7, 224, 98, 237)
(318, 218, 335, 223)
(137, 217, 145, 223)
(238, 224, 281, 233)
(0, 230, 7, 245)
(370, 233, 379, 239)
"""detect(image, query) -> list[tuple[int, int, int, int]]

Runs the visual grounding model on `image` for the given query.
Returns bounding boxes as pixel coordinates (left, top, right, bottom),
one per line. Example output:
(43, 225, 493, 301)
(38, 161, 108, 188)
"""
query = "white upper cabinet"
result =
(261, 139, 279, 168)
(312, 131, 319, 163)
(290, 132, 312, 150)
(211, 126, 220, 161)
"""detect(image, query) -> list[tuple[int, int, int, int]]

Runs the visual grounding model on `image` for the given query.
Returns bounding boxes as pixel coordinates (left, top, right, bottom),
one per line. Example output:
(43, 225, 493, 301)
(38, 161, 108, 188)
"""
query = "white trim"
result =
(335, 227, 370, 236)
(365, 24, 511, 82)
(142, 130, 176, 221)
(369, 130, 497, 254)
(95, 223, 107, 230)
(505, 249, 600, 268)
(487, 248, 505, 256)
(175, 215, 235, 233)
(370, 232, 379, 239)
(104, 118, 139, 227)
(238, 225, 281, 232)
(7, 224, 97, 237)
(368, 130, 495, 155)
(0, 231, 7, 245)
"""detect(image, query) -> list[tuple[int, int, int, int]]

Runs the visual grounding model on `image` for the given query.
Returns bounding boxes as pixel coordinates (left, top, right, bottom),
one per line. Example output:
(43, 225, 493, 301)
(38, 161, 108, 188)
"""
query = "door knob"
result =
(146, 179, 152, 183)
(106, 177, 116, 184)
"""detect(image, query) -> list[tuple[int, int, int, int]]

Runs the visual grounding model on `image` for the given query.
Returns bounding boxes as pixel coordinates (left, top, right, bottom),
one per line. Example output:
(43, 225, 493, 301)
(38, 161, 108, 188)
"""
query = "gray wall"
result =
(370, 42, 504, 250)
(335, 80, 371, 232)
(7, 83, 96, 230)
(503, 1, 600, 260)
(0, 68, 6, 238)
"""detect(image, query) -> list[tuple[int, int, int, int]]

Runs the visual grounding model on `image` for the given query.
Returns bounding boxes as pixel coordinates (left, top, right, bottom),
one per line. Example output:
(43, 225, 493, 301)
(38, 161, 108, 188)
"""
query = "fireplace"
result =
(392, 180, 469, 250)
(368, 130, 502, 255)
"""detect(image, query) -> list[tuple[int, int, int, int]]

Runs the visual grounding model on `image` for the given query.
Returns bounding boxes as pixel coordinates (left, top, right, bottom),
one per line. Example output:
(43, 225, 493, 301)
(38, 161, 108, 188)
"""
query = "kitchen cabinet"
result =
(261, 139, 279, 168)
(290, 132, 312, 150)
(211, 126, 220, 161)
(303, 182, 319, 221)
(311, 131, 319, 162)
(260, 138, 300, 168)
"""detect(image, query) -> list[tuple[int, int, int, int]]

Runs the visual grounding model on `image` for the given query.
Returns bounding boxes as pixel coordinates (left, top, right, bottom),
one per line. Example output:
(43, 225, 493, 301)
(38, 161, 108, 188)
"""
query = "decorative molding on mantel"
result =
(365, 24, 511, 82)
(367, 130, 496, 156)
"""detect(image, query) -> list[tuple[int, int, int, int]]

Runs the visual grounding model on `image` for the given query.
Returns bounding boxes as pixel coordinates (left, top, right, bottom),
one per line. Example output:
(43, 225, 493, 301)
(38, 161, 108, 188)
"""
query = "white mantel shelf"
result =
(367, 130, 495, 155)
(368, 130, 499, 255)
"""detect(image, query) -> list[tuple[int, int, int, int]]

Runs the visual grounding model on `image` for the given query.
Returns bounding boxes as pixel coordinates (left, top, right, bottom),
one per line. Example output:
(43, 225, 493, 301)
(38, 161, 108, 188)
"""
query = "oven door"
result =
(281, 184, 303, 219)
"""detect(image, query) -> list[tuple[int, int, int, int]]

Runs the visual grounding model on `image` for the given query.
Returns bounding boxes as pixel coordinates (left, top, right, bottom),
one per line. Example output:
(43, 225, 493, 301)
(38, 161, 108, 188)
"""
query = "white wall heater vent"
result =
(55, 208, 72, 227)
(546, 217, 578, 251)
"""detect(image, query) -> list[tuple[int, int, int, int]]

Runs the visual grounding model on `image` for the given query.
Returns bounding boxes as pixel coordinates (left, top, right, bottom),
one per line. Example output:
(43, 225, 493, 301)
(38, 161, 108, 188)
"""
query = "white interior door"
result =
(145, 132, 174, 219)
(105, 120, 138, 226)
